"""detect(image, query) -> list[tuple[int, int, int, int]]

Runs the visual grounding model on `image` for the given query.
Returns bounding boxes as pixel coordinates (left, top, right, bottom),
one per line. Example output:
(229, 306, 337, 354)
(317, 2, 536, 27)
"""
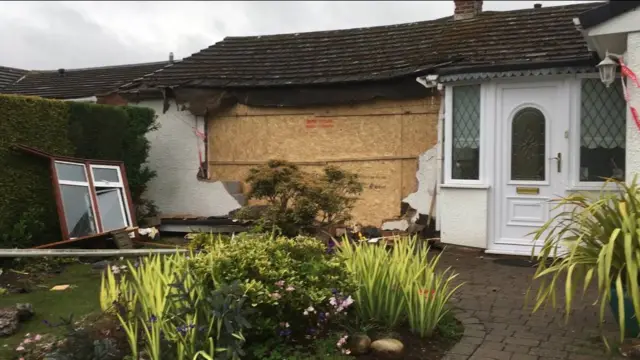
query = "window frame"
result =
(90, 164, 133, 232)
(54, 161, 100, 239)
(569, 74, 627, 191)
(51, 158, 136, 240)
(444, 83, 486, 186)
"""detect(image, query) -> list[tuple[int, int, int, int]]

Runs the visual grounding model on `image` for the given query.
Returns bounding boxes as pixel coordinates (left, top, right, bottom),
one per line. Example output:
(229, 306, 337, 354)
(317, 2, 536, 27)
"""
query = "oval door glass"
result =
(511, 107, 546, 181)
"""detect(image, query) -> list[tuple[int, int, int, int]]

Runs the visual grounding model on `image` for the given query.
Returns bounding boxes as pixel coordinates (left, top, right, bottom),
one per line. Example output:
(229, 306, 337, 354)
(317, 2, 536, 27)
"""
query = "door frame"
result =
(488, 79, 571, 255)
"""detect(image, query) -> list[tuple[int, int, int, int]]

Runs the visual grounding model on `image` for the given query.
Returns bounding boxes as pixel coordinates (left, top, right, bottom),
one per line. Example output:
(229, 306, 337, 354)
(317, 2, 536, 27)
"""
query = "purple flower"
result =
(279, 329, 292, 337)
(331, 288, 338, 295)
(149, 315, 157, 323)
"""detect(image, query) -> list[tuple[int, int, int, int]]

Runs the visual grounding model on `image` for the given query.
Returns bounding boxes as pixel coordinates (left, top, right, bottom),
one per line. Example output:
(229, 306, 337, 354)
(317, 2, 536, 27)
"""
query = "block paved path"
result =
(436, 247, 626, 360)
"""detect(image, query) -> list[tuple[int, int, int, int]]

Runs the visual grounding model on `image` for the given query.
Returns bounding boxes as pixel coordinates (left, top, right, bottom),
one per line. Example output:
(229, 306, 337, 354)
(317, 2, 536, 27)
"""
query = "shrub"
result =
(100, 253, 251, 360)
(337, 237, 463, 337)
(238, 160, 362, 237)
(189, 233, 356, 343)
(531, 177, 640, 341)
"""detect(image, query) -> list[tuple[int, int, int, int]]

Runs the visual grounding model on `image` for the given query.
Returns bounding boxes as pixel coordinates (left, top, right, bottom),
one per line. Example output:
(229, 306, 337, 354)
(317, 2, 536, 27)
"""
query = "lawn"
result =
(0, 263, 101, 357)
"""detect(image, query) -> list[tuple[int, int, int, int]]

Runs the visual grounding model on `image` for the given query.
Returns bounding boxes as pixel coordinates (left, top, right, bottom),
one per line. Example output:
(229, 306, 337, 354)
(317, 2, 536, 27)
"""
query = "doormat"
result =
(492, 258, 537, 268)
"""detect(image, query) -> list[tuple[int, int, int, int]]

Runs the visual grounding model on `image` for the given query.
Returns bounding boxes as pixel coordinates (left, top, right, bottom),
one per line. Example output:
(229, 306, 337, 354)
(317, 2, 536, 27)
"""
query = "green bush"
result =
(101, 253, 250, 360)
(189, 233, 356, 344)
(0, 94, 159, 247)
(337, 237, 463, 337)
(237, 160, 362, 237)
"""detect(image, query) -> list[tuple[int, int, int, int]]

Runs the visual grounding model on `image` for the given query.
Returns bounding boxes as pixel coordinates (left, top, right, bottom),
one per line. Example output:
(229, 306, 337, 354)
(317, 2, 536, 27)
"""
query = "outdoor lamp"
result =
(597, 51, 623, 88)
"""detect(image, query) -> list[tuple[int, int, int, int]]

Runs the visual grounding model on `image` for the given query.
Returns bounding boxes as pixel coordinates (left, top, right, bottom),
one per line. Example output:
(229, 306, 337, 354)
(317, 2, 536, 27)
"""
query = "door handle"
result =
(549, 153, 562, 173)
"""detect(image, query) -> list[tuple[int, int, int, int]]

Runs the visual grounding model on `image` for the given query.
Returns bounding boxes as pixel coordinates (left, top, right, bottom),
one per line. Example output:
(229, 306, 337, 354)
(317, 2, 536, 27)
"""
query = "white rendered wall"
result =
(138, 100, 241, 217)
(626, 33, 640, 181)
(439, 187, 488, 249)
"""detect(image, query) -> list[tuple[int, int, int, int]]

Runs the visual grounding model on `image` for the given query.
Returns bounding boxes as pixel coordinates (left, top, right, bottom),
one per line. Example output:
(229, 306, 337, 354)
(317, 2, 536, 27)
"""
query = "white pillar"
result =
(626, 32, 640, 181)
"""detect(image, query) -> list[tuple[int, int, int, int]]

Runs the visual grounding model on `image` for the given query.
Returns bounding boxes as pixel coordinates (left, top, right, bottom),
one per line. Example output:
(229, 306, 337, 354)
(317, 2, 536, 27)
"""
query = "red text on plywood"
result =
(306, 118, 333, 128)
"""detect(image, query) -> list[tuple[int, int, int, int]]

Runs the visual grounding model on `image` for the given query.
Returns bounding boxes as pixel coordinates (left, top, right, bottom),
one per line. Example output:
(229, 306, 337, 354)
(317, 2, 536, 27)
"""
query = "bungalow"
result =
(118, 1, 636, 254)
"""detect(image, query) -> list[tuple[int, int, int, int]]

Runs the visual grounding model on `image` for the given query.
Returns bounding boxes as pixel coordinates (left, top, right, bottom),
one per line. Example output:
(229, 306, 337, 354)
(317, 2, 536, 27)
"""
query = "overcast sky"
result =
(1, 1, 593, 70)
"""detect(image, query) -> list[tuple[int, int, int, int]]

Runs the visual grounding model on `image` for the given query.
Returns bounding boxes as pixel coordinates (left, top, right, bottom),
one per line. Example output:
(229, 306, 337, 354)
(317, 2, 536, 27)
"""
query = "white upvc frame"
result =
(54, 161, 99, 237)
(567, 73, 626, 191)
(444, 82, 488, 186)
(90, 164, 132, 228)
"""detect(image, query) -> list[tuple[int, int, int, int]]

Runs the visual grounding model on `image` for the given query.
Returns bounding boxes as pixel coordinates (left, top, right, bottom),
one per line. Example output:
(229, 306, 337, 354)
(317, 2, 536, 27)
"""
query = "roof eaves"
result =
(577, 1, 640, 29)
(435, 57, 598, 76)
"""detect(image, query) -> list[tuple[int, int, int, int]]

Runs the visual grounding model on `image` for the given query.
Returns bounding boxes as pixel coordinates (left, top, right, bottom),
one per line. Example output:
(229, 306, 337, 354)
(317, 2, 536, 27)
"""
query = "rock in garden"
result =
(0, 307, 19, 336)
(92, 260, 111, 270)
(370, 338, 404, 359)
(16, 303, 34, 321)
(348, 334, 372, 355)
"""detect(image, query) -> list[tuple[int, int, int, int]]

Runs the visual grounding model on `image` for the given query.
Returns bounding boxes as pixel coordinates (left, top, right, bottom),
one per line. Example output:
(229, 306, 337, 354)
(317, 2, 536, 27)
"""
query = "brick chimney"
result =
(454, 1, 483, 20)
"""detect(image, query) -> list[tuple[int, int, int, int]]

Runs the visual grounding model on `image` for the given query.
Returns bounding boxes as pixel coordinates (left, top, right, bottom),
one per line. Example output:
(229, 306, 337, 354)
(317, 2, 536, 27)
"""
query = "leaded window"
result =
(580, 78, 626, 182)
(511, 108, 546, 181)
(452, 85, 481, 180)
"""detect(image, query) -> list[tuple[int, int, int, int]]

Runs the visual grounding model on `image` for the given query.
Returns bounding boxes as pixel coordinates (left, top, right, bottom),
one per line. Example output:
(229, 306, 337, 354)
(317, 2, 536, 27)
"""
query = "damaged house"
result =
(111, 1, 638, 255)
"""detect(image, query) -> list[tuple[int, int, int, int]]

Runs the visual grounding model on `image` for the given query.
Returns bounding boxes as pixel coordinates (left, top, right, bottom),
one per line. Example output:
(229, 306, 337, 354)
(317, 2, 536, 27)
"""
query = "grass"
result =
(0, 263, 101, 357)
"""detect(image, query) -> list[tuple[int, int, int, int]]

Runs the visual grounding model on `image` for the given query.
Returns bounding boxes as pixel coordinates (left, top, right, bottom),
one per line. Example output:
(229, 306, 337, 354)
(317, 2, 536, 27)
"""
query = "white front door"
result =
(492, 82, 568, 255)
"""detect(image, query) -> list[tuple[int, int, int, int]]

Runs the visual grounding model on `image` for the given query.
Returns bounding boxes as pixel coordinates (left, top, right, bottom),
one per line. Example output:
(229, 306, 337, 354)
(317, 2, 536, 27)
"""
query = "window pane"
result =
(511, 108, 546, 181)
(59, 184, 97, 238)
(55, 162, 87, 182)
(92, 167, 121, 183)
(96, 188, 128, 232)
(452, 85, 481, 180)
(580, 79, 626, 182)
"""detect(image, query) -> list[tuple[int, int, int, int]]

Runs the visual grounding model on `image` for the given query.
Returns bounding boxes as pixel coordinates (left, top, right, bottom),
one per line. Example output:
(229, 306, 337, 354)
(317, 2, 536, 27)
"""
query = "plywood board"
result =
(207, 96, 439, 225)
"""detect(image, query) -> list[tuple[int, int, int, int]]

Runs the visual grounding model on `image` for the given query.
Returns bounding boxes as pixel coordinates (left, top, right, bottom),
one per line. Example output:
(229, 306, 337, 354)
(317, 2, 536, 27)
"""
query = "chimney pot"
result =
(169, 52, 174, 64)
(454, 0, 483, 20)
(58, 68, 65, 77)
(534, 3, 542, 9)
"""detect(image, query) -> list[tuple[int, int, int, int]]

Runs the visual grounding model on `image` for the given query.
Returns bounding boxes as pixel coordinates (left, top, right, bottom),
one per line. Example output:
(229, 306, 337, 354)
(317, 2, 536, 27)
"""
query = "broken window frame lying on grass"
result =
(13, 144, 137, 241)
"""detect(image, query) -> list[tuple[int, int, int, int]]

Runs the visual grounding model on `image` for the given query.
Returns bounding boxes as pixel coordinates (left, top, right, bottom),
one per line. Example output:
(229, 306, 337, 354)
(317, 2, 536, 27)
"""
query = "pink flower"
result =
(16, 346, 25, 351)
(270, 292, 282, 300)
(34, 334, 42, 341)
(285, 285, 295, 292)
(23, 339, 31, 344)
(275, 280, 285, 288)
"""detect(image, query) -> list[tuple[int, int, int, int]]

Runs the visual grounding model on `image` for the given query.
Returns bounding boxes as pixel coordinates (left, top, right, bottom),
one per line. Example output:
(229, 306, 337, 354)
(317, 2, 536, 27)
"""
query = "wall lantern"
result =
(597, 51, 623, 88)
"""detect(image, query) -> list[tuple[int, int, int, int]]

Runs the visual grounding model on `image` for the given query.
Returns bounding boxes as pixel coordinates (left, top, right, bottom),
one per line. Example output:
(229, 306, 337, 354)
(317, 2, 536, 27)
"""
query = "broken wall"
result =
(138, 100, 242, 217)
(208, 96, 440, 226)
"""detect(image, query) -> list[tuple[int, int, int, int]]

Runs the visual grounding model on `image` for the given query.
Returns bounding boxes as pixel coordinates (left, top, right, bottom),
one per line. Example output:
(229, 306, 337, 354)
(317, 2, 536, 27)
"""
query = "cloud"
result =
(0, 1, 590, 70)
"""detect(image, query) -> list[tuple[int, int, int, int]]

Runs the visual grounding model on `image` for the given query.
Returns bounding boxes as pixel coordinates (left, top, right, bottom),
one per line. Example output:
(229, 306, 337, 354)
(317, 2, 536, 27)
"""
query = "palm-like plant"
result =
(531, 177, 640, 341)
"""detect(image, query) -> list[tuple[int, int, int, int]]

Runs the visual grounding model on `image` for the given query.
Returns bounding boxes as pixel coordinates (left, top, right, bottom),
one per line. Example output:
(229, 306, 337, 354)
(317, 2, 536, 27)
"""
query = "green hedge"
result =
(0, 95, 158, 247)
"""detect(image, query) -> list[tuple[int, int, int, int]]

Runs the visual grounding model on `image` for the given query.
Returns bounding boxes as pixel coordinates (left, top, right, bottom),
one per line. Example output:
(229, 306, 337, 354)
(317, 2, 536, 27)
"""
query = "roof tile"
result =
(2, 61, 169, 99)
(129, 2, 601, 89)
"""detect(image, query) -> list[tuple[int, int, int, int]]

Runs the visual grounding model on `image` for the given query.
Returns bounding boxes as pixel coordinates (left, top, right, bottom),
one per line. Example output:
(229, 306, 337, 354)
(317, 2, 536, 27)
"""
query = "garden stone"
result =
(370, 338, 404, 359)
(16, 303, 34, 321)
(92, 260, 111, 270)
(348, 333, 372, 355)
(0, 307, 19, 336)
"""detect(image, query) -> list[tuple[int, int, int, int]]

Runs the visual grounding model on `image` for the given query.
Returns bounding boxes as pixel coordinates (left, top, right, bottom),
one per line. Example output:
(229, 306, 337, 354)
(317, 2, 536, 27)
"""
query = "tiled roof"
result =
(125, 2, 602, 89)
(0, 66, 27, 90)
(2, 61, 169, 99)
